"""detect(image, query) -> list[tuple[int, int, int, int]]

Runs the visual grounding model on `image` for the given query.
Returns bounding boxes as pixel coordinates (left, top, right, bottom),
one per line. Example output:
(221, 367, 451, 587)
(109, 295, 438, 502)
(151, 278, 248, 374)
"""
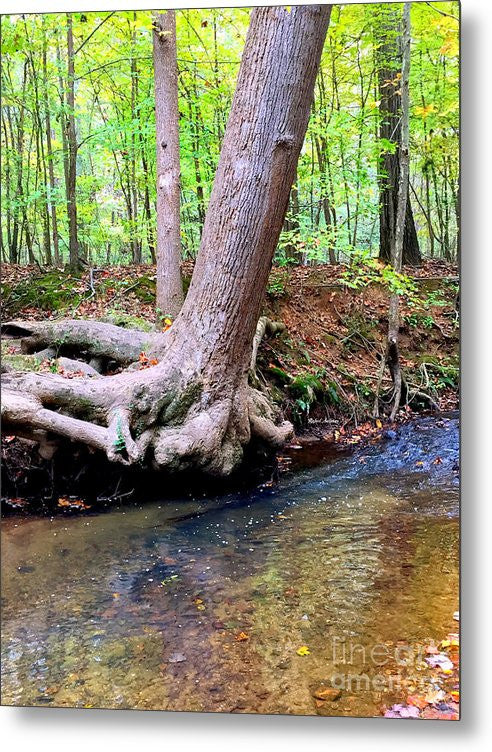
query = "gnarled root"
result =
(2, 319, 163, 368)
(1, 361, 293, 476)
(249, 317, 286, 373)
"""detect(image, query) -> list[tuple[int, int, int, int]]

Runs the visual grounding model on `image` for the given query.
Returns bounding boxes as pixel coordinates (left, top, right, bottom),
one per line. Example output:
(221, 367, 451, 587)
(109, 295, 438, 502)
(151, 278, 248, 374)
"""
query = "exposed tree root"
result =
(1, 318, 293, 476)
(249, 316, 286, 380)
(2, 319, 162, 368)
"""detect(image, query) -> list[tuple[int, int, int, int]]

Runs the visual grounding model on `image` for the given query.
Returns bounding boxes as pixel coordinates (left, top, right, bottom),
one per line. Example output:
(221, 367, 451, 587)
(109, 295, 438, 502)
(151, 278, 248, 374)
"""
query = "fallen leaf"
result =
(407, 695, 428, 710)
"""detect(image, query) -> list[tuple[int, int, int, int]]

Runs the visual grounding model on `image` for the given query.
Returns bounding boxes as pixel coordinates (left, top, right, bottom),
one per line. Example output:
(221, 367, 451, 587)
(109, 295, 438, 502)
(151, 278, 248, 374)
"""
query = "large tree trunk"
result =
(153, 10, 184, 320)
(2, 5, 331, 477)
(375, 4, 421, 266)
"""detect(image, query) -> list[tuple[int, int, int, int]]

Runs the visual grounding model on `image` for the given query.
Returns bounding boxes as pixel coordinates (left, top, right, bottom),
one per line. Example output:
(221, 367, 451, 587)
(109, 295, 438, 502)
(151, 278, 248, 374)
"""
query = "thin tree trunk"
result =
(43, 18, 61, 265)
(65, 14, 80, 271)
(375, 3, 421, 266)
(387, 3, 411, 421)
(153, 10, 184, 320)
(2, 108, 13, 256)
(282, 178, 302, 264)
(187, 86, 206, 233)
(130, 12, 141, 264)
(314, 135, 337, 264)
(10, 61, 28, 264)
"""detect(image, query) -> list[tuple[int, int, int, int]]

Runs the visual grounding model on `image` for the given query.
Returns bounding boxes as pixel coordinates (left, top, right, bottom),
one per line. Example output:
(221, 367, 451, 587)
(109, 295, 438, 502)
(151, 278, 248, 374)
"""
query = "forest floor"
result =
(1, 258, 459, 441)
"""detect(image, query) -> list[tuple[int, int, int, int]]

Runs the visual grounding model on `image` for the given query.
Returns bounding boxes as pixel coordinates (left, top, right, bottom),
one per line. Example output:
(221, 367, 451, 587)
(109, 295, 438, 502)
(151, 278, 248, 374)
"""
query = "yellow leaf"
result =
(375, 419, 382, 429)
(296, 645, 310, 656)
(415, 104, 436, 119)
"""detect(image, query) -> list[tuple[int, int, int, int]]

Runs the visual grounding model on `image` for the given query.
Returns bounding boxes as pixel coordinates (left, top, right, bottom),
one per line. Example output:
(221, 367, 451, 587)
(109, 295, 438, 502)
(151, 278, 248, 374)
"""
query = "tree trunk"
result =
(2, 5, 331, 477)
(375, 3, 421, 266)
(282, 179, 302, 264)
(43, 18, 61, 266)
(10, 61, 28, 264)
(153, 10, 184, 321)
(129, 13, 142, 265)
(387, 3, 411, 420)
(66, 14, 80, 272)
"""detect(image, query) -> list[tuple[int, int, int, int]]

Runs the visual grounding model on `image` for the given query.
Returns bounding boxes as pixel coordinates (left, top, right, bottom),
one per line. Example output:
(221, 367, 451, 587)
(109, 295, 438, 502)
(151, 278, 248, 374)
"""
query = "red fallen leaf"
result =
(425, 644, 439, 654)
(235, 631, 249, 642)
(6, 497, 26, 508)
(433, 457, 443, 465)
(421, 708, 458, 721)
(407, 695, 428, 710)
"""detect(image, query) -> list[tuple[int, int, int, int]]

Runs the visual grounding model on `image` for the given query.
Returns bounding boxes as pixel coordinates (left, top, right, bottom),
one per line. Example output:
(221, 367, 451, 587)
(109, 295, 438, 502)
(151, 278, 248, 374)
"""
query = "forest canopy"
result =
(0, 2, 459, 268)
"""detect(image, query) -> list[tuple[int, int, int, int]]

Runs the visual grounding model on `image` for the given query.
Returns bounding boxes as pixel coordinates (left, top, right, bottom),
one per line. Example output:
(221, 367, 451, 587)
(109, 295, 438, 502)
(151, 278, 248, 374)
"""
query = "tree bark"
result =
(43, 19, 61, 266)
(153, 10, 184, 321)
(387, 3, 411, 420)
(129, 12, 142, 264)
(65, 14, 80, 271)
(2, 5, 331, 477)
(375, 3, 421, 266)
(10, 61, 28, 264)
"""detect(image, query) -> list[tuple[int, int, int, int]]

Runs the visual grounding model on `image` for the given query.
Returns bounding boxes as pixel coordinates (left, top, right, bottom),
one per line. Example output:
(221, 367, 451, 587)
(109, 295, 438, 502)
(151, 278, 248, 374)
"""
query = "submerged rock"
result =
(168, 652, 186, 663)
(312, 686, 341, 702)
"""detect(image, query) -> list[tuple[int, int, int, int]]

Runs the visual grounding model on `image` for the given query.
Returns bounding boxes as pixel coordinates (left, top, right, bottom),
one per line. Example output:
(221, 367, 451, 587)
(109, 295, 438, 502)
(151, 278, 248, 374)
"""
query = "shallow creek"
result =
(1, 416, 459, 716)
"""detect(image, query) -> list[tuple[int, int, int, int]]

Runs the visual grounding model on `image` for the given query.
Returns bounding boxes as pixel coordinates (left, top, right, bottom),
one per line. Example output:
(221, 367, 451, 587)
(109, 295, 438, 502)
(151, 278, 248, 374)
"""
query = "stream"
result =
(1, 415, 459, 716)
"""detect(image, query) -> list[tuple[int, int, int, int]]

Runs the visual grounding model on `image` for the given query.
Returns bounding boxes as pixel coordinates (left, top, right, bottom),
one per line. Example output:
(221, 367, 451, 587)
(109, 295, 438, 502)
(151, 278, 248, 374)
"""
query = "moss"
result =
(322, 333, 337, 345)
(267, 365, 291, 385)
(131, 275, 156, 303)
(342, 311, 377, 341)
(162, 381, 203, 425)
(2, 270, 83, 317)
(103, 312, 154, 332)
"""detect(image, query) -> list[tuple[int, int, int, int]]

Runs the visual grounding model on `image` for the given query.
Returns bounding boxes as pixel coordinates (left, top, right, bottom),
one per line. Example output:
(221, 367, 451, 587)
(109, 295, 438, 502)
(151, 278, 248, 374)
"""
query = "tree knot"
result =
(273, 134, 296, 151)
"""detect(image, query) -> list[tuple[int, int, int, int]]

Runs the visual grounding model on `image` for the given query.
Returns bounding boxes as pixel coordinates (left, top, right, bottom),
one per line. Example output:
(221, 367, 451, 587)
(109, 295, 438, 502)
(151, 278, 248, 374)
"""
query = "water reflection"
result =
(1, 416, 459, 715)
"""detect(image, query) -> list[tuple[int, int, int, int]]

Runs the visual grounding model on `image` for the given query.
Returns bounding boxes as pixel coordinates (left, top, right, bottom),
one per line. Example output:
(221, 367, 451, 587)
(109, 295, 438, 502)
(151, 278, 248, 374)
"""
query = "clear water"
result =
(1, 416, 459, 716)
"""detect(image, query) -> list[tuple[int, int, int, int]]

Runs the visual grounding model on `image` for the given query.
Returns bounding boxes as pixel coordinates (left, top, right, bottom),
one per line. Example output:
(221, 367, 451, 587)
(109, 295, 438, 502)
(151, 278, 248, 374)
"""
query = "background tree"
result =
(153, 10, 184, 321)
(65, 14, 80, 271)
(374, 2, 421, 266)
